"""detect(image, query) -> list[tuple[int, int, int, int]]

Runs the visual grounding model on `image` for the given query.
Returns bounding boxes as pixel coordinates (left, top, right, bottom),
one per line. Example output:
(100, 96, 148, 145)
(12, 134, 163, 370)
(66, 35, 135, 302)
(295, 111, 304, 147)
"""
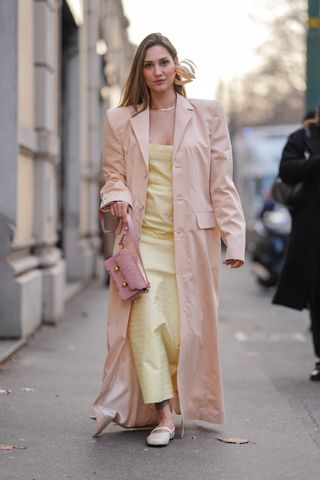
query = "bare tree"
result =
(220, 0, 307, 128)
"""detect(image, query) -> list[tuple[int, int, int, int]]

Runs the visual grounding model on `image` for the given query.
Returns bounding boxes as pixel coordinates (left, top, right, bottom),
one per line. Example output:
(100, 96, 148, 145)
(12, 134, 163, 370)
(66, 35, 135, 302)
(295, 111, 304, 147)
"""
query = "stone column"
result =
(33, 0, 65, 324)
(0, 0, 42, 338)
(84, 0, 102, 275)
(61, 0, 101, 283)
(60, 6, 84, 282)
(0, 0, 20, 338)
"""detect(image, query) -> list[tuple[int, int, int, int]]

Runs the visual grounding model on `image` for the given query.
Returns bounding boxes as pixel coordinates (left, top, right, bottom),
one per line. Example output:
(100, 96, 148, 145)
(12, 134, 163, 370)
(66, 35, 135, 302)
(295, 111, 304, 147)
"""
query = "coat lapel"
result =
(129, 95, 194, 165)
(130, 108, 149, 166)
(173, 95, 194, 157)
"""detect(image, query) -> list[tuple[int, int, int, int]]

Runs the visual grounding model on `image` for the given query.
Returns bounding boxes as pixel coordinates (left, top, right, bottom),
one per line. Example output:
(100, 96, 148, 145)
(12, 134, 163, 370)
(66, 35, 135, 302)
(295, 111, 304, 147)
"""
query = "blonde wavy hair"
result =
(120, 33, 186, 114)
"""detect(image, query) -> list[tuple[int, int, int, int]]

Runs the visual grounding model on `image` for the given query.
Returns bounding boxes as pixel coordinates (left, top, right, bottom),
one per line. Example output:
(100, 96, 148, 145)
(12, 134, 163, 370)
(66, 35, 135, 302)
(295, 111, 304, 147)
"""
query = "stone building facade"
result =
(0, 0, 134, 340)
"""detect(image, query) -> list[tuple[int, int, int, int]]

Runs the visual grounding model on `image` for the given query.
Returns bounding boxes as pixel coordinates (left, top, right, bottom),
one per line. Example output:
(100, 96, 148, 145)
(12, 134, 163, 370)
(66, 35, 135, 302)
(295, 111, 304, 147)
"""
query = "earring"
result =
(174, 59, 197, 85)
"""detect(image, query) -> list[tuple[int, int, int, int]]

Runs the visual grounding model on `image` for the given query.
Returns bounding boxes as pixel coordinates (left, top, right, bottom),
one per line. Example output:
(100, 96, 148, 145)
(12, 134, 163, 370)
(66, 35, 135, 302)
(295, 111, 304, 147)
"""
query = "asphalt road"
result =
(0, 263, 319, 480)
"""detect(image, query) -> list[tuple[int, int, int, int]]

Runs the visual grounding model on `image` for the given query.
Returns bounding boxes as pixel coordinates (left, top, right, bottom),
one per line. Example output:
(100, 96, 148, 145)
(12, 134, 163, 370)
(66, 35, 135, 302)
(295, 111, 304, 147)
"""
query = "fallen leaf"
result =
(0, 387, 12, 395)
(21, 387, 34, 392)
(216, 436, 249, 444)
(0, 444, 27, 451)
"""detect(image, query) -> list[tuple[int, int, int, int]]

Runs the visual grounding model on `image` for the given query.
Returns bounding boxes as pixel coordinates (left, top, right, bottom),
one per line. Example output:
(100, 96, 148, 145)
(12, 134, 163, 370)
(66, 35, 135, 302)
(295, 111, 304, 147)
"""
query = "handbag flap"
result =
(105, 248, 147, 291)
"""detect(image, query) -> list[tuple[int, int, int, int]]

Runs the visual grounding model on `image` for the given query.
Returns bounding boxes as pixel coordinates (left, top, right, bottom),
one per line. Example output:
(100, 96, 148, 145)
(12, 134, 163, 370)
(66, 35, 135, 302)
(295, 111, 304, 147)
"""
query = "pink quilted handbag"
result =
(100, 213, 150, 301)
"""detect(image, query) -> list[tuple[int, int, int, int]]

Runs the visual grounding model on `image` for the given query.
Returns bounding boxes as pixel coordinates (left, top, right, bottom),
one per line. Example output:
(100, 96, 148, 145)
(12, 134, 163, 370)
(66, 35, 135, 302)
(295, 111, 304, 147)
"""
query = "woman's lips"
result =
(154, 79, 165, 85)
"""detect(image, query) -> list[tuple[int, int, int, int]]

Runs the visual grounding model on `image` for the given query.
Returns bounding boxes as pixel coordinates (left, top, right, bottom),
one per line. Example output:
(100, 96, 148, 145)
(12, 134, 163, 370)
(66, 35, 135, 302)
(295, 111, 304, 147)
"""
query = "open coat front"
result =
(93, 94, 246, 435)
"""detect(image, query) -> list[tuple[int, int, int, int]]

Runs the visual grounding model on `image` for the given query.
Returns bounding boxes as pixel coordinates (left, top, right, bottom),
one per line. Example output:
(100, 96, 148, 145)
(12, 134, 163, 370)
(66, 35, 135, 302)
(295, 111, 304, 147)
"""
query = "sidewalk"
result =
(0, 339, 26, 365)
(0, 265, 319, 480)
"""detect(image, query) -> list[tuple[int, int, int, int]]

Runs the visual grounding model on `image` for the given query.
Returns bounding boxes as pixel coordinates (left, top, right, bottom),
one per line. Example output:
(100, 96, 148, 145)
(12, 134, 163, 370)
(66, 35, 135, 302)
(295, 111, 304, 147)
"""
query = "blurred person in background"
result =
(273, 107, 320, 381)
(303, 109, 316, 128)
(92, 33, 245, 446)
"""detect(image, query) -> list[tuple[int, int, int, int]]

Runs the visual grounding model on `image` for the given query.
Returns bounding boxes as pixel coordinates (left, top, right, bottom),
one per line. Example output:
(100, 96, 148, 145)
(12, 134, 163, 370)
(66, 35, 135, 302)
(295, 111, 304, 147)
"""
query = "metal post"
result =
(306, 0, 320, 110)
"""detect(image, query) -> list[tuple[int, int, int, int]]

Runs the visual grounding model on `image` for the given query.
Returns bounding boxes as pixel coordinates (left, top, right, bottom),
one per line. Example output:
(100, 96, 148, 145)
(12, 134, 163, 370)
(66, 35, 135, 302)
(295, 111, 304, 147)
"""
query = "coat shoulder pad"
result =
(106, 106, 134, 130)
(189, 98, 224, 117)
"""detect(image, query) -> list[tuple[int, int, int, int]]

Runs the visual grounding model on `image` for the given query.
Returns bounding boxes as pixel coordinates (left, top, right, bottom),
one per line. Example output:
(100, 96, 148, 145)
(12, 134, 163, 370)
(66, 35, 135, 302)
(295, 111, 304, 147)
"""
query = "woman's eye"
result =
(160, 60, 169, 66)
(144, 63, 152, 69)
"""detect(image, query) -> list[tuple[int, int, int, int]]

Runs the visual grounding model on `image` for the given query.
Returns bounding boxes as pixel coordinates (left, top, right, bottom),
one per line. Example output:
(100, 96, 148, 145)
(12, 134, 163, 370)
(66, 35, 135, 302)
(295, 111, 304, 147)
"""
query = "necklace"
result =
(151, 105, 176, 112)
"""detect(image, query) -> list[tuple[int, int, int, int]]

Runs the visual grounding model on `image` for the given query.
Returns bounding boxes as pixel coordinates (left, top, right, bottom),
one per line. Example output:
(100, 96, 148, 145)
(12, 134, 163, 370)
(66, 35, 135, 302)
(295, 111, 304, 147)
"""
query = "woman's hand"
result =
(223, 259, 244, 269)
(108, 201, 129, 233)
(109, 201, 129, 218)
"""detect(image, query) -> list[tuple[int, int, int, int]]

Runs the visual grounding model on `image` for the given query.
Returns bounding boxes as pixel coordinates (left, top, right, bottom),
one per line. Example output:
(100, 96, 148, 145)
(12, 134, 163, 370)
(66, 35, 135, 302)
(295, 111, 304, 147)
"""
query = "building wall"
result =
(0, 0, 133, 339)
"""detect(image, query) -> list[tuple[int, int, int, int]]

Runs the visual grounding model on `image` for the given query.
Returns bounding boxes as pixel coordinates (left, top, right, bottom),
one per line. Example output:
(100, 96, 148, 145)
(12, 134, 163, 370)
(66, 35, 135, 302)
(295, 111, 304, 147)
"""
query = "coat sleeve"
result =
(100, 110, 133, 211)
(209, 101, 246, 262)
(279, 131, 320, 184)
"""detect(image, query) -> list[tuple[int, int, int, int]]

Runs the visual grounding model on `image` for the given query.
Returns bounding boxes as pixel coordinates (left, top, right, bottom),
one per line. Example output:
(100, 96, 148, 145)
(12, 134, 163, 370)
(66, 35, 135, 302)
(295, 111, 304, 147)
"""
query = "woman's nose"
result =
(154, 65, 161, 76)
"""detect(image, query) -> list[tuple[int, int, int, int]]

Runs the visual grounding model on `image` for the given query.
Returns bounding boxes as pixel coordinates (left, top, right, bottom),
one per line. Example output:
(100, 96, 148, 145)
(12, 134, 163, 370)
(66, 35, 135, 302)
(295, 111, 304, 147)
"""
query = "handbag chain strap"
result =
(122, 215, 150, 286)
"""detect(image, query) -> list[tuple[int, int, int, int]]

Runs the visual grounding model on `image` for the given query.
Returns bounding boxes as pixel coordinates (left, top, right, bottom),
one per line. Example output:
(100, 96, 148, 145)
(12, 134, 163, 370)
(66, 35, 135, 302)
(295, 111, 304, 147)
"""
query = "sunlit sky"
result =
(122, 0, 267, 100)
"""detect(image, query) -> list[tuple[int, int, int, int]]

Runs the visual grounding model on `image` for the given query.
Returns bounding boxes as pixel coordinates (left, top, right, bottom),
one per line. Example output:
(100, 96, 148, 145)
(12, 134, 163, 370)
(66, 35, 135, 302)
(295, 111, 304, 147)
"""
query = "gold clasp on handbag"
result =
(121, 282, 128, 288)
(114, 266, 120, 272)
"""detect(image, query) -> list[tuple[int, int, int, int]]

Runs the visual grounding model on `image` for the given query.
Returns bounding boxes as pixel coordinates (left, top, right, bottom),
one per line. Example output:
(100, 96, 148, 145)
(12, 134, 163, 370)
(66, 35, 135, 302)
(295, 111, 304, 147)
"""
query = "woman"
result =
(93, 33, 246, 446)
(273, 112, 320, 380)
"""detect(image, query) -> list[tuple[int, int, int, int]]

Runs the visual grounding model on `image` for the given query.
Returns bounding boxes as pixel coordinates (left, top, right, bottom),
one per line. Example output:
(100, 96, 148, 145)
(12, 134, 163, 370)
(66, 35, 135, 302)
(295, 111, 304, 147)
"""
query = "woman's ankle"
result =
(157, 404, 174, 428)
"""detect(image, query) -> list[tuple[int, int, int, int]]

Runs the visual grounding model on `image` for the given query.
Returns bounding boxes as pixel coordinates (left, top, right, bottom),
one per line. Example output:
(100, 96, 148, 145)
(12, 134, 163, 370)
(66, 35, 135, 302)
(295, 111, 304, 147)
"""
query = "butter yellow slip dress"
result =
(128, 143, 180, 404)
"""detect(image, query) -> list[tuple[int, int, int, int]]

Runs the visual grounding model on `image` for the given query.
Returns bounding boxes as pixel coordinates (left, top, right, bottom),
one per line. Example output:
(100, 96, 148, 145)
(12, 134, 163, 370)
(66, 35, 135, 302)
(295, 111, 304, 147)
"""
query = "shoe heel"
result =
(181, 418, 185, 439)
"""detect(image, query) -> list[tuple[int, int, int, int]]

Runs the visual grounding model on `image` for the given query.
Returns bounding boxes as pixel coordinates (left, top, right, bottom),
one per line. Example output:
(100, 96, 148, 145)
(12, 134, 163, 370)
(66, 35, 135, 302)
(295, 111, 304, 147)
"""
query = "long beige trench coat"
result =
(93, 94, 246, 435)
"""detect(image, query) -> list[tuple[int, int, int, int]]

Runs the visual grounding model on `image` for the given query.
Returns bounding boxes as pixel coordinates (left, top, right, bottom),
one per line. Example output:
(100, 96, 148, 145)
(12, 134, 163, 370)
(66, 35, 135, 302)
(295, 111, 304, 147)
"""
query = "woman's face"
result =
(143, 45, 177, 95)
